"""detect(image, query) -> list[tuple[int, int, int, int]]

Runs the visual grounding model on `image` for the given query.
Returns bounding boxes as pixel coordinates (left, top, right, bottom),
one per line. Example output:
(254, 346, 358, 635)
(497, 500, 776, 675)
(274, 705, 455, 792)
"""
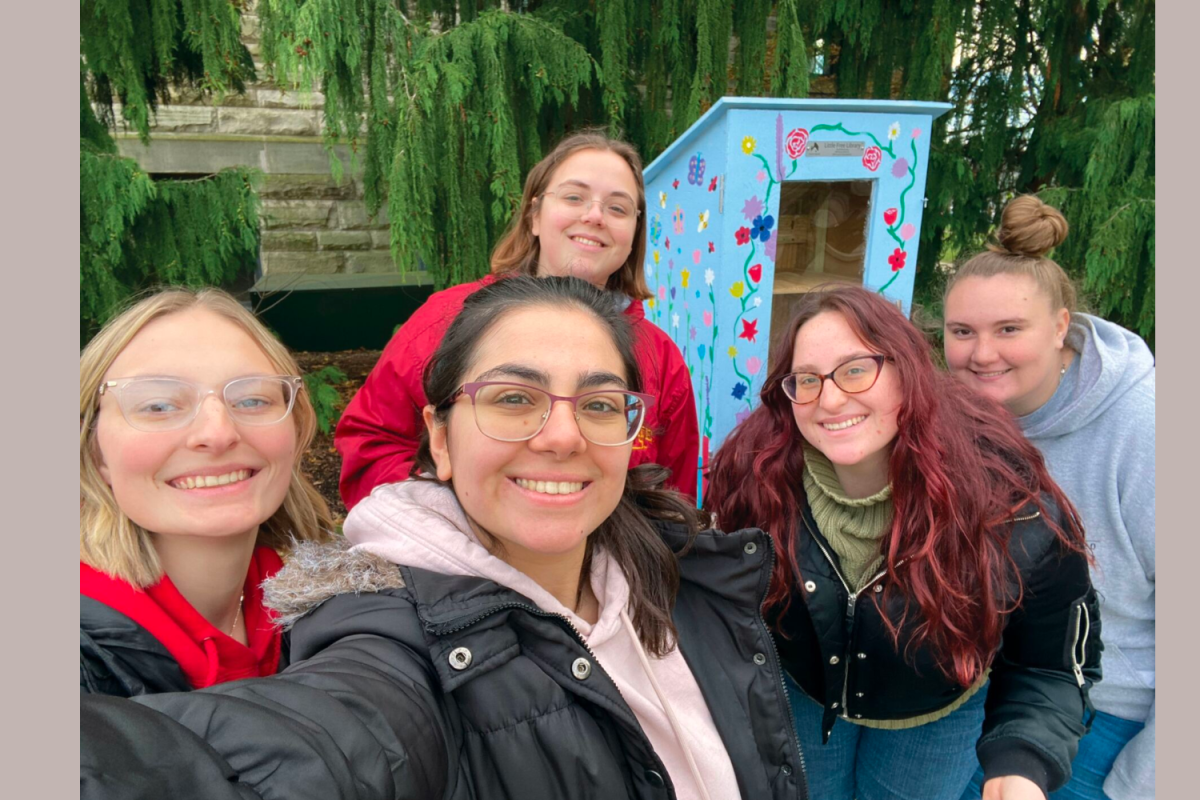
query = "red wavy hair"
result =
(704, 286, 1087, 687)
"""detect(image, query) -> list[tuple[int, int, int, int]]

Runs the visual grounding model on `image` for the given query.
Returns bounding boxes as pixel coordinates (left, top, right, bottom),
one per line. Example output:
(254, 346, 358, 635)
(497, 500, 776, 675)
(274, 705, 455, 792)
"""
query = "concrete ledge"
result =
(251, 270, 434, 292)
(115, 134, 357, 175)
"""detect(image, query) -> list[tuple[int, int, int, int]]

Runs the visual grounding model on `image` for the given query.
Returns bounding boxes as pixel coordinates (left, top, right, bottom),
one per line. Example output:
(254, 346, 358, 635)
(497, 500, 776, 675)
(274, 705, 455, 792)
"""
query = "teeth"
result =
(515, 478, 585, 495)
(975, 370, 1008, 377)
(571, 236, 603, 247)
(172, 469, 251, 490)
(821, 416, 866, 431)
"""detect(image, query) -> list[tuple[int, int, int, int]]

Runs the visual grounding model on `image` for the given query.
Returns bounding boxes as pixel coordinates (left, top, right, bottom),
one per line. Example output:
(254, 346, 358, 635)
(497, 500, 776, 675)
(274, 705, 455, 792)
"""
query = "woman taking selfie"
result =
(945, 196, 1155, 800)
(705, 285, 1100, 800)
(335, 130, 699, 507)
(80, 289, 334, 697)
(80, 277, 805, 800)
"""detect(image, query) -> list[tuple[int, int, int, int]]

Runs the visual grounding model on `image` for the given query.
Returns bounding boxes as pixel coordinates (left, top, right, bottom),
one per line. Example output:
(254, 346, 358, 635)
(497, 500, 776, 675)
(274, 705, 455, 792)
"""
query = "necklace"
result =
(229, 592, 244, 636)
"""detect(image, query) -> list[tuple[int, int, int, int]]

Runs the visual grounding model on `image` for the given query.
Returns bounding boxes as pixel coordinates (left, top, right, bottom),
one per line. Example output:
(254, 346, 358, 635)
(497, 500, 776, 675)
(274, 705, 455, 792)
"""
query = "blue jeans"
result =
(958, 710, 1145, 800)
(785, 673, 986, 800)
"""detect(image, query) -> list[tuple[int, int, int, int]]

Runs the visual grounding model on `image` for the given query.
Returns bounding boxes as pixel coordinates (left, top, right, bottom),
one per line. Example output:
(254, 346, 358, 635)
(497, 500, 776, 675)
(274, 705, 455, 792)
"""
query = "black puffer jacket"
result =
(774, 499, 1101, 795)
(80, 597, 191, 697)
(81, 525, 808, 800)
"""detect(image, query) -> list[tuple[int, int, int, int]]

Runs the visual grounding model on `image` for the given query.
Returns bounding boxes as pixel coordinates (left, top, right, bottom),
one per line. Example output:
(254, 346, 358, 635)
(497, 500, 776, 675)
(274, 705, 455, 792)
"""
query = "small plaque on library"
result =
(806, 141, 866, 158)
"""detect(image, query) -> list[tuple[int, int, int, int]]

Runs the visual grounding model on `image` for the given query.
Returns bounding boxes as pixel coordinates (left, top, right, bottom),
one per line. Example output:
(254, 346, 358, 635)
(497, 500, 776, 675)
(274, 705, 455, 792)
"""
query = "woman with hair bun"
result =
(945, 196, 1156, 800)
(80, 288, 335, 697)
(705, 284, 1100, 800)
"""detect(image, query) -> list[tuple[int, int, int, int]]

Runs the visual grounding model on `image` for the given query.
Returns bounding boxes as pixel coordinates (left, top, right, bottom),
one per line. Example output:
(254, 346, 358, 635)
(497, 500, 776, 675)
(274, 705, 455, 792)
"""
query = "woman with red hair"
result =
(705, 285, 1099, 800)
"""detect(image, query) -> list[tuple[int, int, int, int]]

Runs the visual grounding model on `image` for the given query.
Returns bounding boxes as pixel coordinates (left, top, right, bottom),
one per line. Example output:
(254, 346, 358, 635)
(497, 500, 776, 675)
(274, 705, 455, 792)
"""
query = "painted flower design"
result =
(756, 170, 767, 182)
(687, 152, 706, 185)
(689, 326, 698, 341)
(739, 318, 759, 343)
(748, 263, 763, 283)
(704, 268, 715, 286)
(741, 195, 764, 221)
(888, 122, 901, 141)
(900, 222, 916, 241)
(672, 206, 684, 234)
(708, 176, 719, 192)
(703, 310, 713, 327)
(727, 345, 738, 358)
(747, 356, 762, 376)
(659, 191, 667, 208)
(786, 127, 809, 159)
(672, 179, 680, 190)
(681, 269, 691, 288)
(735, 408, 752, 425)
(708, 241, 715, 253)
(691, 250, 701, 264)
(883, 207, 899, 226)
(698, 344, 707, 360)
(912, 128, 922, 139)
(753, 296, 763, 307)
(731, 382, 748, 400)
(735, 226, 752, 246)
(764, 231, 776, 261)
(750, 214, 775, 242)
(658, 285, 667, 300)
(862, 146, 883, 172)
(647, 297, 655, 309)
(672, 313, 680, 329)
(741, 136, 757, 155)
(892, 157, 910, 179)
(670, 287, 677, 299)
(730, 281, 745, 299)
(697, 210, 710, 232)
(888, 248, 907, 272)
(649, 214, 663, 244)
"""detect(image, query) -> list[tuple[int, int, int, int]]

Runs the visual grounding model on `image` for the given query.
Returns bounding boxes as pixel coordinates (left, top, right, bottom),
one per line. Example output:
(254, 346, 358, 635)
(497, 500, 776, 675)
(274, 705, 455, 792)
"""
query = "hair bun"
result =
(995, 195, 1068, 258)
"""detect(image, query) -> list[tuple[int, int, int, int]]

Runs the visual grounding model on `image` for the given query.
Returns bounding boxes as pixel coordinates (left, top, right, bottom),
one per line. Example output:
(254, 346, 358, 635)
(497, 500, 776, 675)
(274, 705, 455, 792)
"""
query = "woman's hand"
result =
(982, 775, 1045, 800)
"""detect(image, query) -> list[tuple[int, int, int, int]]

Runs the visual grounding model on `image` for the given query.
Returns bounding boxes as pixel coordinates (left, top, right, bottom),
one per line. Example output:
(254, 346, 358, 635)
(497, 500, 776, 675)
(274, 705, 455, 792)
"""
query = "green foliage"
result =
(303, 366, 349, 434)
(81, 1, 262, 346)
(247, 0, 1152, 343)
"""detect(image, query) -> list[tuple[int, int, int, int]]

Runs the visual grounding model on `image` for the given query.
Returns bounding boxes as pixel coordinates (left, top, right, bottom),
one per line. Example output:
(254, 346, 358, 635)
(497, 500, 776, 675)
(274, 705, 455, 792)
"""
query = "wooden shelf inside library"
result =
(772, 271, 862, 295)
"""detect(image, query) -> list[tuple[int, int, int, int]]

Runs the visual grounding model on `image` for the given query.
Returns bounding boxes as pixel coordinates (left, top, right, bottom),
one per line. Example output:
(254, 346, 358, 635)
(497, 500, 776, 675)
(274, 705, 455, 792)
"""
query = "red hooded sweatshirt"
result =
(334, 276, 700, 509)
(79, 546, 284, 689)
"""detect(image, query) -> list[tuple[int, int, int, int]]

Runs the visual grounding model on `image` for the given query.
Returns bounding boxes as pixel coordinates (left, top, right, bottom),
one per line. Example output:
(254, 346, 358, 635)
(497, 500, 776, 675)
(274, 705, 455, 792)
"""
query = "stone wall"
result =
(112, 2, 416, 288)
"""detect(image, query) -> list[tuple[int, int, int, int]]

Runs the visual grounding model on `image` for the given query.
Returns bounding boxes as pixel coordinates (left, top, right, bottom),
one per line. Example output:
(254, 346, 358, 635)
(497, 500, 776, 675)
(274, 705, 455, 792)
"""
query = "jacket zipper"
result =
(761, 533, 810, 800)
(801, 515, 897, 720)
(1070, 602, 1091, 688)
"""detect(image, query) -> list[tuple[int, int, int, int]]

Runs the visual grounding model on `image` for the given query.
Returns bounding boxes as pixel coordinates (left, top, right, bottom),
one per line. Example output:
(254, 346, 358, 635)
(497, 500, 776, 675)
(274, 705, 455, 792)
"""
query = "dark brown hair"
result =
(946, 195, 1077, 313)
(490, 130, 651, 301)
(413, 276, 697, 656)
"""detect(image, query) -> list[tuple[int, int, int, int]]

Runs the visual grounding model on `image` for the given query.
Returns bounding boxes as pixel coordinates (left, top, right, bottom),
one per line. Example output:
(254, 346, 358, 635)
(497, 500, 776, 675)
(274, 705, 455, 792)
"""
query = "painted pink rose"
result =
(786, 128, 809, 159)
(862, 146, 883, 172)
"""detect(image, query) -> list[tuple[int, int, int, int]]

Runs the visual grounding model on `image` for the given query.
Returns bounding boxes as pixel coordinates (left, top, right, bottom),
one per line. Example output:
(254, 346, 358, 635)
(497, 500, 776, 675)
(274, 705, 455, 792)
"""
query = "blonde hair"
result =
(80, 288, 335, 587)
(490, 130, 651, 301)
(946, 194, 1078, 313)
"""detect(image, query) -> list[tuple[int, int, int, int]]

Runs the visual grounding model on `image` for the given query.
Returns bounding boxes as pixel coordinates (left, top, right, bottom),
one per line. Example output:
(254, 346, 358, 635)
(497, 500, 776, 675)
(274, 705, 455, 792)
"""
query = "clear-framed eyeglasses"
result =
(541, 187, 642, 225)
(97, 376, 305, 432)
(779, 355, 889, 405)
(438, 381, 656, 446)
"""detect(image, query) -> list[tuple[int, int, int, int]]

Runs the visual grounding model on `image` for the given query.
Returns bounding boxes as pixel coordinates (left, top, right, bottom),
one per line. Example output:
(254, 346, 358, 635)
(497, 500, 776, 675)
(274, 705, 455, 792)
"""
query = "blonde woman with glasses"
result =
(335, 130, 699, 509)
(80, 288, 334, 697)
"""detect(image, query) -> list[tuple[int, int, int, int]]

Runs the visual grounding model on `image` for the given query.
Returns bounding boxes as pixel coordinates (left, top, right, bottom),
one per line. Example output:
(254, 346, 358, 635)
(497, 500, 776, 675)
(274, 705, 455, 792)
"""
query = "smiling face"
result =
(425, 306, 631, 568)
(789, 311, 902, 497)
(943, 274, 1070, 416)
(93, 308, 298, 545)
(530, 148, 640, 290)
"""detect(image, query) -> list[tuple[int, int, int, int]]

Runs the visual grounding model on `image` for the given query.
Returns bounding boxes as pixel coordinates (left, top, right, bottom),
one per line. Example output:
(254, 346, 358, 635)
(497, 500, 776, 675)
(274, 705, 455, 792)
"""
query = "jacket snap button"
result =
(829, 655, 840, 665)
(857, 652, 867, 660)
(753, 652, 767, 665)
(804, 580, 817, 593)
(571, 657, 592, 680)
(645, 769, 666, 787)
(448, 647, 472, 670)
(744, 541, 758, 555)
(874, 584, 883, 593)
(781, 764, 793, 776)
(856, 692, 865, 698)
(831, 702, 839, 709)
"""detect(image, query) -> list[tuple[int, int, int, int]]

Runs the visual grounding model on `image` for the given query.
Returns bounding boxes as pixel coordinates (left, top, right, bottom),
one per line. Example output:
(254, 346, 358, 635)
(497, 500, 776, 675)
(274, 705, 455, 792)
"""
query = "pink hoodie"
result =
(343, 480, 741, 800)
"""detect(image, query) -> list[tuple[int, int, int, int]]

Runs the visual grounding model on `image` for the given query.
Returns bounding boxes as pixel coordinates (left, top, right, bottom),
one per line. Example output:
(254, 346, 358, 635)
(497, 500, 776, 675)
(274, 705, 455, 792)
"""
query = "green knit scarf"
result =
(801, 444, 894, 591)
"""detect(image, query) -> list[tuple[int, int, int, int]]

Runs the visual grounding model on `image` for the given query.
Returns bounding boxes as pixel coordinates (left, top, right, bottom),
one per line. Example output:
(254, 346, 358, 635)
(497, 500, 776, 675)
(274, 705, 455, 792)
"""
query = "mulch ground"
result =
(293, 349, 384, 522)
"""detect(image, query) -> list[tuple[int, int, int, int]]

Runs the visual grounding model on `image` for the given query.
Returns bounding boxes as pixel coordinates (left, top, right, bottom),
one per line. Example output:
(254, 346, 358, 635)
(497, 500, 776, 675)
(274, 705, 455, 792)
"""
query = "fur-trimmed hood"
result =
(263, 538, 405, 630)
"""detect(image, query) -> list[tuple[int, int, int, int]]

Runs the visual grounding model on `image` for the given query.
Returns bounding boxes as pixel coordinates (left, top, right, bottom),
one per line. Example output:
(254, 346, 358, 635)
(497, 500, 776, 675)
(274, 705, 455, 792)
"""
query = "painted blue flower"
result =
(649, 215, 663, 244)
(698, 344, 707, 360)
(731, 382, 748, 400)
(751, 214, 775, 242)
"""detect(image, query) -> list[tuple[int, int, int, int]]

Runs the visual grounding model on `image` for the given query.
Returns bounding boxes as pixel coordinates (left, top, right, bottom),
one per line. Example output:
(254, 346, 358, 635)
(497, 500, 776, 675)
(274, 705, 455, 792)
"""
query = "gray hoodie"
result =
(1019, 313, 1155, 800)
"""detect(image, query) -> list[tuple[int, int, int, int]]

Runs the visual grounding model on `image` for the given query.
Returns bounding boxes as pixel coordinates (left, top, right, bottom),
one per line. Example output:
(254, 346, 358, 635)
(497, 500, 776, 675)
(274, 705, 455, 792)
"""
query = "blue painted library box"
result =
(640, 97, 952, 497)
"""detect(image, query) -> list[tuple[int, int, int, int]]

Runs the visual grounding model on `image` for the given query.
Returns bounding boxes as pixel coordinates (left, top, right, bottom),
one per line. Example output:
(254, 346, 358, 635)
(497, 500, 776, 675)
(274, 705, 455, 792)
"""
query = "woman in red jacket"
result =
(336, 131, 699, 508)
